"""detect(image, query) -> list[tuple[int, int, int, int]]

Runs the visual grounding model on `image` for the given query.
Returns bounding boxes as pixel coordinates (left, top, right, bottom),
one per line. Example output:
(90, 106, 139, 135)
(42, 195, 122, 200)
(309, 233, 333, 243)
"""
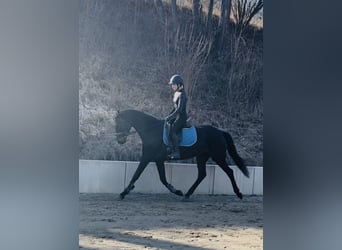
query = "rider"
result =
(165, 74, 188, 159)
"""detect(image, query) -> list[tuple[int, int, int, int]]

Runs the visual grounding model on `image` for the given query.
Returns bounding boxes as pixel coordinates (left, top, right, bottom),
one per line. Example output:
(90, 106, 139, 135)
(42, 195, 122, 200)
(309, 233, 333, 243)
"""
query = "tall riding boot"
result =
(170, 133, 180, 159)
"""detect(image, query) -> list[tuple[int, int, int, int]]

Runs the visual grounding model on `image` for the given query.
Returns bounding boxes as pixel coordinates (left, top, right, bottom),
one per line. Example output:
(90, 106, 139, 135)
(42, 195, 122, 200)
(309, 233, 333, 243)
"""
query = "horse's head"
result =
(115, 111, 131, 144)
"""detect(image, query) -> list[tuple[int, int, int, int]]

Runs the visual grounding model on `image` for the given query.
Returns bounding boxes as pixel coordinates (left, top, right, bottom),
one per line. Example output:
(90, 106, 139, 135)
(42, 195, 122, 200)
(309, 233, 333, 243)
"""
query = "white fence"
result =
(79, 160, 263, 195)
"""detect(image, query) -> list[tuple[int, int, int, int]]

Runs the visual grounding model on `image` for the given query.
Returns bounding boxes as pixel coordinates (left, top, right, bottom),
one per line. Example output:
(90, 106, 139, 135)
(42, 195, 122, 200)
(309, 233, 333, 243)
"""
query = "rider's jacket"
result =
(166, 88, 188, 123)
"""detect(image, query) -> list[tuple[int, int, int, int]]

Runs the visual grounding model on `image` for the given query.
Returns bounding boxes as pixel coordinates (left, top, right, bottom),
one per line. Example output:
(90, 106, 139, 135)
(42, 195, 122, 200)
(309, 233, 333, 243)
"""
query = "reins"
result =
(108, 119, 165, 138)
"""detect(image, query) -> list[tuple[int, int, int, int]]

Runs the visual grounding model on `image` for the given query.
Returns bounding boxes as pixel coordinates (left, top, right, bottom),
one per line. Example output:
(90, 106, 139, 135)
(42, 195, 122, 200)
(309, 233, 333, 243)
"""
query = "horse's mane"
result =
(119, 109, 162, 123)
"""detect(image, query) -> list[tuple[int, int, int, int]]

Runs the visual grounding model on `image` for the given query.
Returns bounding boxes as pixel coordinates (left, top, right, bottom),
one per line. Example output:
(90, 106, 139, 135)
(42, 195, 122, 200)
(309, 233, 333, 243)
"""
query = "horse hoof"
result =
(119, 193, 125, 200)
(175, 190, 183, 196)
(237, 193, 243, 200)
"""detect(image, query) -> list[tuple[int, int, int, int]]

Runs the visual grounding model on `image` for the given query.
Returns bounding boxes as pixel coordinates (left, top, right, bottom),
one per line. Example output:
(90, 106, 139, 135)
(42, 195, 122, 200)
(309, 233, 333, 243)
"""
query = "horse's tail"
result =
(223, 131, 249, 178)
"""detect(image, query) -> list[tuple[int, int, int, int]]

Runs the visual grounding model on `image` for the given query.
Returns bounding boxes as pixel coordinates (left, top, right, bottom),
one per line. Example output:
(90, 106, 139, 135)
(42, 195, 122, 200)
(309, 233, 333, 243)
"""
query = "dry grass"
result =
(79, 0, 263, 165)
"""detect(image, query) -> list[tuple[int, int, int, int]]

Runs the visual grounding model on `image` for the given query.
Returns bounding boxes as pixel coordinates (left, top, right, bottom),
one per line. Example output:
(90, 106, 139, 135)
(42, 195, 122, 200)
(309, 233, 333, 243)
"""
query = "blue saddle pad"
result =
(163, 126, 197, 147)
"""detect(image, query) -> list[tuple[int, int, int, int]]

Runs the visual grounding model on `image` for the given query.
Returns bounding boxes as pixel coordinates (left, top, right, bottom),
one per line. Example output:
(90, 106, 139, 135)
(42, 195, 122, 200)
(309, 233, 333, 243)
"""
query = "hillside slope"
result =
(79, 0, 263, 165)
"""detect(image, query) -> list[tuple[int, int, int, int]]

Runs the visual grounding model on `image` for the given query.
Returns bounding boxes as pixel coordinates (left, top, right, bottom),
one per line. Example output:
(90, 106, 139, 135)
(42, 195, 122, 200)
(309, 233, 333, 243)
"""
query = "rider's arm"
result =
(166, 92, 187, 121)
(168, 107, 175, 115)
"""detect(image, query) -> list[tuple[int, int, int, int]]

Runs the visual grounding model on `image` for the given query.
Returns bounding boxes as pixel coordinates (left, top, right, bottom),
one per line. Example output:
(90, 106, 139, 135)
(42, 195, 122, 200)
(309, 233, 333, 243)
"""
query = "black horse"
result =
(115, 109, 249, 200)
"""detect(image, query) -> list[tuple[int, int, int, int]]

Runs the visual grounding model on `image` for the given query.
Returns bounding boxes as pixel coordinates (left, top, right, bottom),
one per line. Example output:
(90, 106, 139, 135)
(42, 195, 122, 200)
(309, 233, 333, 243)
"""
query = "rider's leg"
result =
(170, 129, 180, 159)
(169, 119, 184, 159)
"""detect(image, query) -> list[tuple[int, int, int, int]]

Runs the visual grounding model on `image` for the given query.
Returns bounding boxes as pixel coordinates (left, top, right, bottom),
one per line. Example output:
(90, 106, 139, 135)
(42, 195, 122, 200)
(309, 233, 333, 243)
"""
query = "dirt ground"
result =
(79, 193, 263, 250)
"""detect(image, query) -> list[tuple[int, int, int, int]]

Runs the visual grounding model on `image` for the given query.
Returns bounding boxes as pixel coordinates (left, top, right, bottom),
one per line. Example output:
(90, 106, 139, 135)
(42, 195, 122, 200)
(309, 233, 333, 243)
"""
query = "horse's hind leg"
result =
(120, 159, 149, 199)
(184, 154, 209, 199)
(213, 157, 243, 199)
(155, 160, 183, 196)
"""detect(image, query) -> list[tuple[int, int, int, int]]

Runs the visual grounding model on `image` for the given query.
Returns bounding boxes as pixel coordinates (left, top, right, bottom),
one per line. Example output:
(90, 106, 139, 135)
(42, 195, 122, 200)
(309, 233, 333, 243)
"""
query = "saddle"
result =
(163, 120, 197, 147)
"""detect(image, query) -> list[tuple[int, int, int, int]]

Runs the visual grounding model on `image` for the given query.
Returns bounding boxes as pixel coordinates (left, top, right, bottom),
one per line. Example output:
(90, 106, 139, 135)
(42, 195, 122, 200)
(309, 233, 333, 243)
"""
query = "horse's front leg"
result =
(155, 160, 183, 196)
(120, 159, 149, 200)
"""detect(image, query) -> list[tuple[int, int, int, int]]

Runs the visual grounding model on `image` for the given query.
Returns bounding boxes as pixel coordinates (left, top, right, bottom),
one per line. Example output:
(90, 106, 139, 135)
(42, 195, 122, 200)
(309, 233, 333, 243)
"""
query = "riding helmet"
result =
(168, 74, 183, 85)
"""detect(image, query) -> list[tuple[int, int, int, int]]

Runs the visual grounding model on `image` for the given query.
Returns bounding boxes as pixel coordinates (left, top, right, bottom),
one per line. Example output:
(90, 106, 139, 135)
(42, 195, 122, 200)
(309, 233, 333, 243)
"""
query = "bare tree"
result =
(192, 0, 201, 34)
(163, 23, 212, 108)
(217, 0, 232, 50)
(206, 0, 214, 36)
(231, 0, 263, 30)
